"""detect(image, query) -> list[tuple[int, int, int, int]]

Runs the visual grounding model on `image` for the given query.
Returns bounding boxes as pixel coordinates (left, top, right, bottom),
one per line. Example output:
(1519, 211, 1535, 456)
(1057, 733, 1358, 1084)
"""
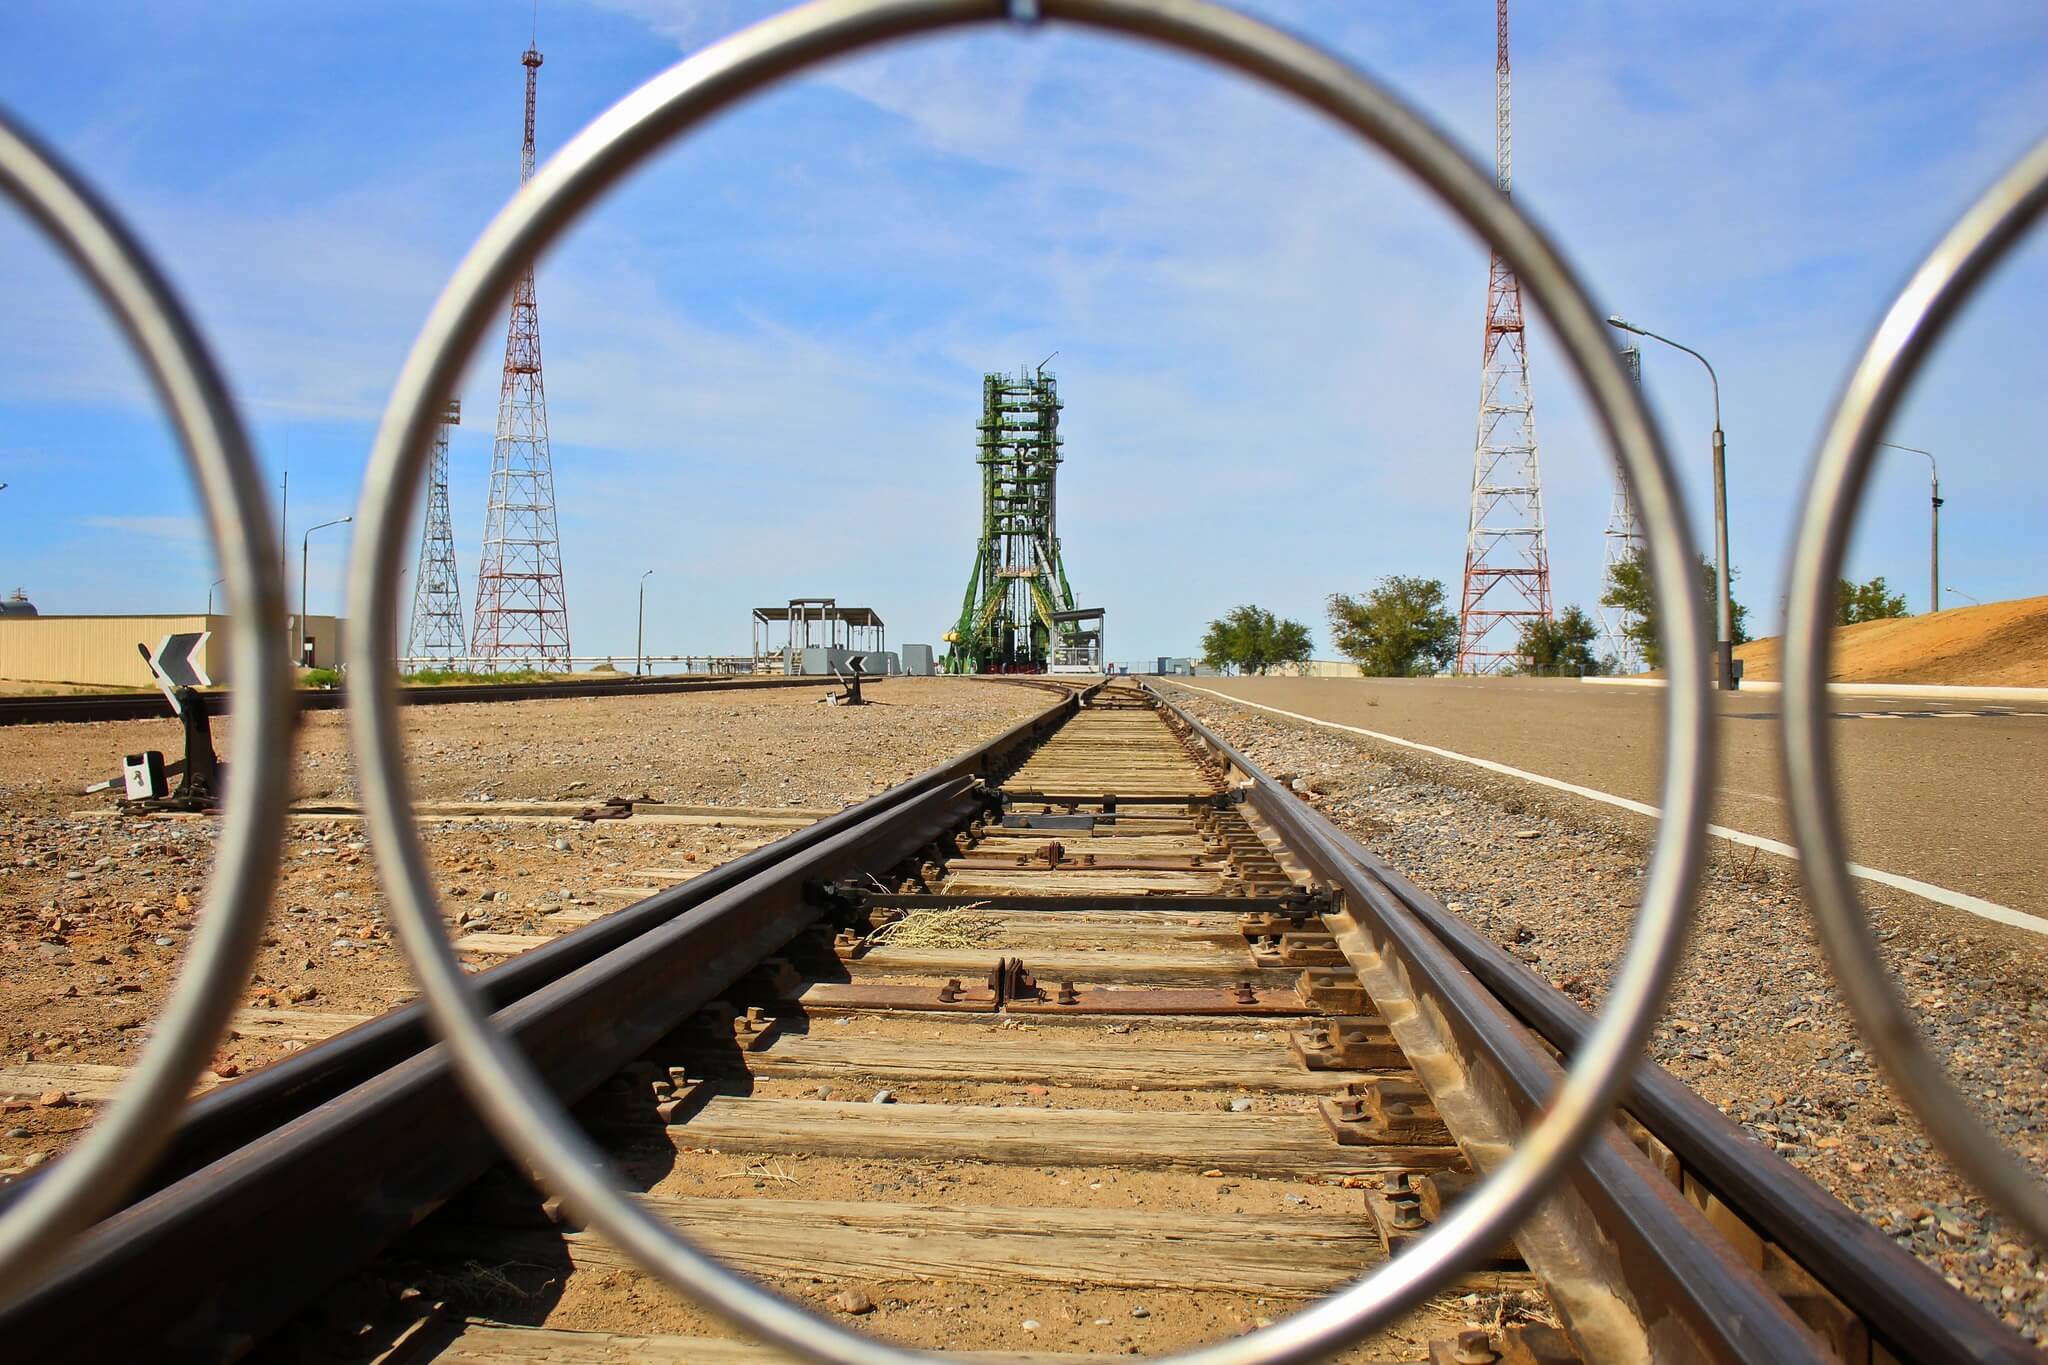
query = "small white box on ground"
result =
(123, 751, 168, 801)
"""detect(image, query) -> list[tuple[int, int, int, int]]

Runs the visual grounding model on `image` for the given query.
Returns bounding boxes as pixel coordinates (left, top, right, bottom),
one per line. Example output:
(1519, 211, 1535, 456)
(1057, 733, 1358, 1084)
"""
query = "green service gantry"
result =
(943, 365, 1089, 673)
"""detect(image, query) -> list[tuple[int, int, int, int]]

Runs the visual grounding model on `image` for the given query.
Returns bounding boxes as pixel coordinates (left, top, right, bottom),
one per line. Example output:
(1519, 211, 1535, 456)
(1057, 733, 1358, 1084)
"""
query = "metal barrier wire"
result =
(342, 2, 1714, 1360)
(1781, 134, 2048, 1249)
(0, 112, 293, 1301)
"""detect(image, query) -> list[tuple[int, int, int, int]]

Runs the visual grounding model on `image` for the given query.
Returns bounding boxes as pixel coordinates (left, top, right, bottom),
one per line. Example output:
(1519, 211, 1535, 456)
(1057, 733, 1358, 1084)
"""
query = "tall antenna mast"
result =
(1597, 346, 1646, 671)
(405, 400, 468, 666)
(472, 44, 571, 671)
(1456, 0, 1553, 673)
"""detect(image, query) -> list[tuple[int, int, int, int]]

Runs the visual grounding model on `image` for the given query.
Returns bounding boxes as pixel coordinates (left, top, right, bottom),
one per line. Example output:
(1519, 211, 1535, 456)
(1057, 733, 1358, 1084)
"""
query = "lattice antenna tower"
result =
(944, 365, 1083, 673)
(1597, 346, 1647, 672)
(472, 43, 571, 671)
(1455, 0, 1554, 674)
(404, 400, 467, 666)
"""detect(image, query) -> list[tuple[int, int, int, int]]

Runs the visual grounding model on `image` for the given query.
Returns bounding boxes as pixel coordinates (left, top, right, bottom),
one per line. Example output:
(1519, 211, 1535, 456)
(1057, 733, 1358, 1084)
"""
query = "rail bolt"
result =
(1450, 1329, 1498, 1364)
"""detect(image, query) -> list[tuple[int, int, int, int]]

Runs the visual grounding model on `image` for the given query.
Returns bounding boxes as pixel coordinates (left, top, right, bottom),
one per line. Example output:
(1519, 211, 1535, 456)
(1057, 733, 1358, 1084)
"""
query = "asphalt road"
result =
(1165, 675, 2048, 922)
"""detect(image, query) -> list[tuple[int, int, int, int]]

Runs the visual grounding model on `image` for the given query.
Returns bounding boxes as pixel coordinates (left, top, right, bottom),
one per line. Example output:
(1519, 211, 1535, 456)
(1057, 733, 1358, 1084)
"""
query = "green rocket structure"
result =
(944, 366, 1097, 673)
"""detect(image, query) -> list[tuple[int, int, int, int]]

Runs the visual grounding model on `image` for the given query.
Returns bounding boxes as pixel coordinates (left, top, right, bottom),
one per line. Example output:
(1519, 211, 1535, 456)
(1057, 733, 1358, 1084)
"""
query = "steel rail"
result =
(0, 682, 1082, 1228)
(0, 773, 989, 1360)
(1355, 843, 2034, 1365)
(341, 3, 1712, 1358)
(0, 671, 886, 727)
(1148, 685, 1827, 1361)
(1152, 683, 2029, 1363)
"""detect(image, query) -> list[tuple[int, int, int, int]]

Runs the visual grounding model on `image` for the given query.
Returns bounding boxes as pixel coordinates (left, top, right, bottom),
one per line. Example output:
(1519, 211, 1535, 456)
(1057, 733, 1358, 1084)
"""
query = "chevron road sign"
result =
(139, 632, 211, 714)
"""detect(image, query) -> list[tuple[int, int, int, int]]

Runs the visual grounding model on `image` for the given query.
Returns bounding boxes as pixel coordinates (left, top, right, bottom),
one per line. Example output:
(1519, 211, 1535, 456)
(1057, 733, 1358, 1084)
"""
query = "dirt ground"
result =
(0, 678, 1051, 1174)
(1736, 592, 2048, 684)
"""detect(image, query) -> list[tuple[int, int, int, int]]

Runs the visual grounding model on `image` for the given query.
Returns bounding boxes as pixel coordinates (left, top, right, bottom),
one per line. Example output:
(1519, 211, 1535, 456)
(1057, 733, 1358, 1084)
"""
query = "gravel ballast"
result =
(1163, 682, 2048, 1347)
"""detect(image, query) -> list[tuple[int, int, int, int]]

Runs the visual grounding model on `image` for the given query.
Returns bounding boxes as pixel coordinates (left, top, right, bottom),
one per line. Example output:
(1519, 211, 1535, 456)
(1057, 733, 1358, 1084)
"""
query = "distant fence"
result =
(397, 655, 766, 676)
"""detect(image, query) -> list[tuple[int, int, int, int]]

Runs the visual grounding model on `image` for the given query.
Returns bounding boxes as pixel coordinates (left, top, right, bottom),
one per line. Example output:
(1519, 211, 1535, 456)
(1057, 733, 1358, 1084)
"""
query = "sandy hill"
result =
(1735, 594, 2048, 686)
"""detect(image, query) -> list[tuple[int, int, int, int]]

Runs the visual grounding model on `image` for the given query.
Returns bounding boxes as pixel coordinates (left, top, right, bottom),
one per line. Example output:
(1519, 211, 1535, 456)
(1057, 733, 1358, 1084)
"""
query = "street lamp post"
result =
(1608, 315, 1735, 690)
(1879, 443, 1941, 612)
(636, 570, 654, 677)
(207, 577, 227, 615)
(300, 517, 352, 669)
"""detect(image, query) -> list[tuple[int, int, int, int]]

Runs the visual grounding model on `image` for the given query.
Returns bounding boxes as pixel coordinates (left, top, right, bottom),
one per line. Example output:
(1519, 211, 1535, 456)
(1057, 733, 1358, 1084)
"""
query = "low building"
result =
(0, 613, 344, 688)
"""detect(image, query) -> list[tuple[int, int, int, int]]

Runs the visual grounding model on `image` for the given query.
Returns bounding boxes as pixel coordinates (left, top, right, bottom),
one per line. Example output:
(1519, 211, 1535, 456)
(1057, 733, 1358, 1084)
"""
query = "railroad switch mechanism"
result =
(117, 682, 223, 813)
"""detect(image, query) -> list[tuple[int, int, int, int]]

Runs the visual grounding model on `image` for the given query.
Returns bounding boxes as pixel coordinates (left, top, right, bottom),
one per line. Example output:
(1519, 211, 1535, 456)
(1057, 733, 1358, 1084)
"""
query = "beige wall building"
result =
(0, 614, 344, 688)
(1273, 659, 1363, 679)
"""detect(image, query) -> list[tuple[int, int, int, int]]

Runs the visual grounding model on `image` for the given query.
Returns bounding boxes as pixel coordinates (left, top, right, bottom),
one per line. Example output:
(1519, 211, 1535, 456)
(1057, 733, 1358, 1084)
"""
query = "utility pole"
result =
(1456, 0, 1554, 673)
(280, 468, 289, 662)
(1608, 316, 1735, 690)
(301, 517, 352, 670)
(1879, 443, 1941, 612)
(1597, 345, 1646, 671)
(636, 569, 653, 676)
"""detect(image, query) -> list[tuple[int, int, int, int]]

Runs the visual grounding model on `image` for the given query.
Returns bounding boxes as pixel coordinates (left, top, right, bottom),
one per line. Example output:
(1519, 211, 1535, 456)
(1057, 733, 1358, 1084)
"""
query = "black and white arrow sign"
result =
(153, 632, 212, 688)
(138, 632, 212, 714)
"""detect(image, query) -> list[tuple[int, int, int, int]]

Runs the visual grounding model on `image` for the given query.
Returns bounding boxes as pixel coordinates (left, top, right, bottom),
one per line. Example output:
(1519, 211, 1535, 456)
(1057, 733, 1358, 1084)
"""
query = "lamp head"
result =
(1607, 315, 1644, 335)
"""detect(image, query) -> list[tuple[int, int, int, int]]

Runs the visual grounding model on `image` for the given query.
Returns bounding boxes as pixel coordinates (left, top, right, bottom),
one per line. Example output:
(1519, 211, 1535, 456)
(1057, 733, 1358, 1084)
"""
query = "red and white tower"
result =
(1455, 0, 1552, 674)
(472, 45, 571, 670)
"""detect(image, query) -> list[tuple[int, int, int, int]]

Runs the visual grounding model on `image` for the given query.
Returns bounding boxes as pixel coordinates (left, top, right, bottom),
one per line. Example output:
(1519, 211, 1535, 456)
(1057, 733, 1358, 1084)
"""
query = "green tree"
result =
(1601, 547, 1750, 670)
(1199, 604, 1313, 675)
(1518, 605, 1608, 676)
(1327, 576, 1458, 676)
(1835, 575, 1910, 625)
(1269, 616, 1313, 669)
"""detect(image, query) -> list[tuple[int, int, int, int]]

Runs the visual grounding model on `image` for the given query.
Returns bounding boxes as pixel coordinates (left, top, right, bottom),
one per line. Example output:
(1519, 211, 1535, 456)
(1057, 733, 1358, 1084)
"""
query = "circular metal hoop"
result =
(0, 114, 292, 1298)
(344, 2, 1714, 1359)
(1782, 135, 2048, 1246)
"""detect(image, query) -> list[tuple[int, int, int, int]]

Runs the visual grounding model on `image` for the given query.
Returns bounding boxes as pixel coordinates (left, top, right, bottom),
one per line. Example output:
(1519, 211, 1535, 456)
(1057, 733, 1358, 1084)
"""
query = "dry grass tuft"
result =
(861, 904, 1005, 950)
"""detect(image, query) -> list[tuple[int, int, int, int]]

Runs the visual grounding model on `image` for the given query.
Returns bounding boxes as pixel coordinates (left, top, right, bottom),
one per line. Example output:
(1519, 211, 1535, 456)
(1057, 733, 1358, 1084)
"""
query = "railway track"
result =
(0, 672, 876, 727)
(0, 679, 2023, 1363)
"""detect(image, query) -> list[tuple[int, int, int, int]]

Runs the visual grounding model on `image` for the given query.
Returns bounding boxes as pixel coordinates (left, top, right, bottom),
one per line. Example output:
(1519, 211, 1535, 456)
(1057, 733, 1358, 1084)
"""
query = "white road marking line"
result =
(1171, 681, 2048, 938)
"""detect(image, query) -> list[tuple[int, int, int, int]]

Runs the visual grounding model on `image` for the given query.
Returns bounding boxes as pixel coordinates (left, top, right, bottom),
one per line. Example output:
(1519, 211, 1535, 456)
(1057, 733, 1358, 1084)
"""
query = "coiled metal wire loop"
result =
(1782, 135, 2048, 1247)
(345, 2, 1715, 1359)
(0, 112, 292, 1300)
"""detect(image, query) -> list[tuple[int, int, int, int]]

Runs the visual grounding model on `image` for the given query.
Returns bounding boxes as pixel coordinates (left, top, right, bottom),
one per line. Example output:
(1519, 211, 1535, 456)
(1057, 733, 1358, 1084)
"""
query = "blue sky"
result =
(2, 1, 2045, 662)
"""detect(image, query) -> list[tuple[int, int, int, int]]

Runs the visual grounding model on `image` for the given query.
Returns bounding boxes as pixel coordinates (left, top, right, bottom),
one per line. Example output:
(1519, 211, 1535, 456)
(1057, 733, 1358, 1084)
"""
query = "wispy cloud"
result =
(2, 1, 2044, 651)
(78, 514, 206, 543)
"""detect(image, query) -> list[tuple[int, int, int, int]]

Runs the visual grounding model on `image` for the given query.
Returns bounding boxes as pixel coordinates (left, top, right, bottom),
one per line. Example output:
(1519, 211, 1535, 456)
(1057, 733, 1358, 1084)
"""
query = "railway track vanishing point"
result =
(0, 680, 2020, 1362)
